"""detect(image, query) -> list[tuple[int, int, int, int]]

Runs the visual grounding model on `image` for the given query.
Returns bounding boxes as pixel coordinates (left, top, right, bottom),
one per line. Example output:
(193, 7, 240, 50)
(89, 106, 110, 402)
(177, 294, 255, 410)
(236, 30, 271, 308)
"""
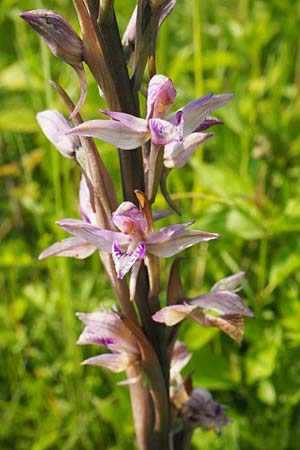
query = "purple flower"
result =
(171, 384, 231, 434)
(39, 178, 219, 299)
(66, 75, 233, 150)
(76, 311, 140, 373)
(152, 273, 254, 343)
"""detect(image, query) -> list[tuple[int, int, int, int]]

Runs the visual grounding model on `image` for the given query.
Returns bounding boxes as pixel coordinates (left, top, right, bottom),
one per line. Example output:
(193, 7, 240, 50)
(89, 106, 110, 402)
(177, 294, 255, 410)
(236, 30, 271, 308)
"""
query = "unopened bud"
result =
(36, 110, 80, 159)
(19, 9, 83, 66)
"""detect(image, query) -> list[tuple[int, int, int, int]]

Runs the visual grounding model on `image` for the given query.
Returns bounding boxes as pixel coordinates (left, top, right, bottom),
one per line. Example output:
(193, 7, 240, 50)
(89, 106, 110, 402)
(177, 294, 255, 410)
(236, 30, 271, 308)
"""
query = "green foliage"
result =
(1, 0, 300, 449)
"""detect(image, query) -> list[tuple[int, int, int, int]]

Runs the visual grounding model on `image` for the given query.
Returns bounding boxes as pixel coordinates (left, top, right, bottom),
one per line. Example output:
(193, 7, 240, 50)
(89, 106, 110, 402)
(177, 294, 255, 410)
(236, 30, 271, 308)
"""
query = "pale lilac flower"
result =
(40, 184, 219, 298)
(76, 311, 140, 373)
(153, 273, 254, 343)
(36, 110, 80, 159)
(66, 75, 233, 150)
(171, 384, 231, 434)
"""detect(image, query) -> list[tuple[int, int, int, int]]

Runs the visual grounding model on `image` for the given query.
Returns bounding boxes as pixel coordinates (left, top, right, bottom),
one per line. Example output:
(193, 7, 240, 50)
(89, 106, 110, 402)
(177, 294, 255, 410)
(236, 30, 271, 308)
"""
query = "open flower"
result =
(66, 75, 232, 150)
(153, 273, 254, 343)
(76, 311, 140, 374)
(40, 180, 219, 298)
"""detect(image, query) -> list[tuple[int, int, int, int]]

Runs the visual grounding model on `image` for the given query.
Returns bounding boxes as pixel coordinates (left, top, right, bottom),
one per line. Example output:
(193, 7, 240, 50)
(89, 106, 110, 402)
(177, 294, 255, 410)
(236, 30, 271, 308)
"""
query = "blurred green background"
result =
(1, 0, 300, 449)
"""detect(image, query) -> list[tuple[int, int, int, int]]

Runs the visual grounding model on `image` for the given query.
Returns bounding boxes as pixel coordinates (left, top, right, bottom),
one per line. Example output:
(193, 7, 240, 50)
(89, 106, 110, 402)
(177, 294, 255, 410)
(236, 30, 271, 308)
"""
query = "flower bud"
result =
(19, 9, 83, 66)
(36, 110, 80, 159)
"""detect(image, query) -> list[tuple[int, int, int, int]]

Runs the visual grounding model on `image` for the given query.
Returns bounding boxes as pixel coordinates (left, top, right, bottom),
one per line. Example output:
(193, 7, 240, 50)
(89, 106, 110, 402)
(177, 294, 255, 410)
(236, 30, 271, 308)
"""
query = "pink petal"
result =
(149, 114, 183, 146)
(146, 74, 176, 119)
(112, 201, 146, 234)
(152, 304, 197, 326)
(167, 93, 234, 136)
(81, 353, 133, 372)
(39, 236, 96, 259)
(67, 119, 150, 149)
(57, 219, 129, 252)
(147, 225, 220, 257)
(99, 109, 148, 132)
(164, 132, 213, 169)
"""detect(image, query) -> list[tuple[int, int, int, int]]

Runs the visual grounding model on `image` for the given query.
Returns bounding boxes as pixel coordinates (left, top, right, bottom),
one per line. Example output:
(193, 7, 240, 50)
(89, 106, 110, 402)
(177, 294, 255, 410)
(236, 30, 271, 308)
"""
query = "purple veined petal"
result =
(112, 242, 146, 279)
(204, 314, 245, 344)
(164, 132, 214, 169)
(81, 353, 133, 372)
(76, 311, 140, 355)
(167, 93, 234, 136)
(190, 290, 254, 318)
(149, 117, 183, 146)
(146, 74, 176, 120)
(152, 303, 197, 326)
(57, 219, 130, 252)
(194, 116, 223, 132)
(66, 119, 150, 149)
(112, 201, 147, 234)
(77, 326, 118, 346)
(78, 175, 97, 224)
(38, 236, 96, 260)
(99, 109, 149, 132)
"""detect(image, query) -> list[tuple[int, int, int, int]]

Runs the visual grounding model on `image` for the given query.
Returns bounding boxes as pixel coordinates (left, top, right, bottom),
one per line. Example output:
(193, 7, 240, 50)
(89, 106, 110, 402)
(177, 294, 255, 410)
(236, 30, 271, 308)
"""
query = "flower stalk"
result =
(21, 1, 255, 449)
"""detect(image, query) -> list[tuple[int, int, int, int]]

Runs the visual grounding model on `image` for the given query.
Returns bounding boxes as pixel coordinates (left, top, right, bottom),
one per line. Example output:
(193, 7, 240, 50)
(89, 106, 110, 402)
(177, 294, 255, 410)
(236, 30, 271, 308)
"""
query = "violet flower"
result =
(40, 179, 219, 299)
(76, 311, 140, 374)
(152, 273, 254, 343)
(66, 75, 233, 150)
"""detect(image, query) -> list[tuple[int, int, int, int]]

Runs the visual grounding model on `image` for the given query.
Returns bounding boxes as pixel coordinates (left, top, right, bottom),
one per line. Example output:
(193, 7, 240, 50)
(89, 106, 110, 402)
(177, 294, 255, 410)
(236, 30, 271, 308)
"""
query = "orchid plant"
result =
(20, 2, 254, 449)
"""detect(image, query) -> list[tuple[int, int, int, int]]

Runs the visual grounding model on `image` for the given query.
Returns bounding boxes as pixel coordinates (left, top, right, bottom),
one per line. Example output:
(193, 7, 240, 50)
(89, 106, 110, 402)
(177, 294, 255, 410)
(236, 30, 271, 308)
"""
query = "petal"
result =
(36, 110, 79, 158)
(211, 272, 246, 293)
(194, 116, 223, 132)
(76, 311, 139, 355)
(67, 119, 150, 149)
(112, 201, 146, 234)
(152, 304, 197, 326)
(164, 132, 213, 169)
(38, 236, 96, 259)
(81, 353, 133, 372)
(146, 74, 176, 119)
(167, 93, 234, 136)
(190, 290, 254, 318)
(170, 341, 192, 381)
(147, 225, 220, 258)
(112, 242, 146, 279)
(205, 314, 245, 344)
(149, 114, 183, 145)
(99, 109, 149, 132)
(57, 219, 129, 252)
(78, 175, 96, 224)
